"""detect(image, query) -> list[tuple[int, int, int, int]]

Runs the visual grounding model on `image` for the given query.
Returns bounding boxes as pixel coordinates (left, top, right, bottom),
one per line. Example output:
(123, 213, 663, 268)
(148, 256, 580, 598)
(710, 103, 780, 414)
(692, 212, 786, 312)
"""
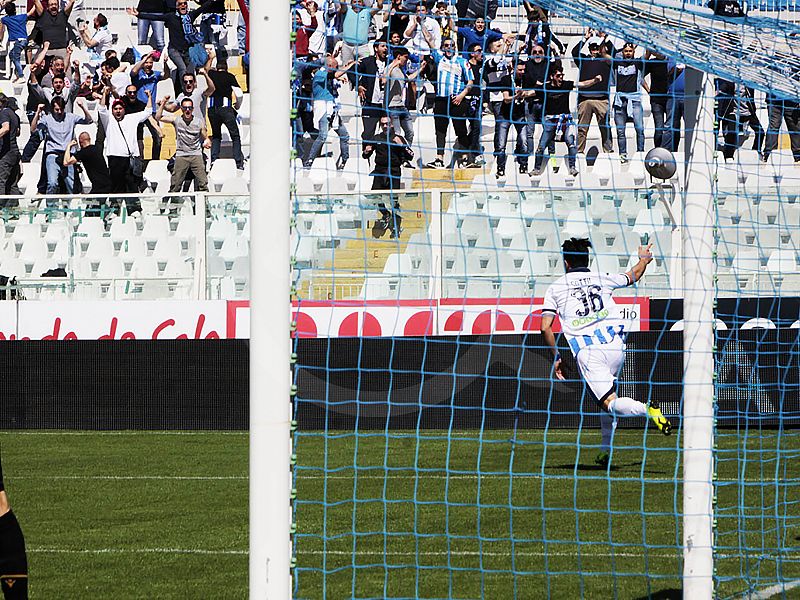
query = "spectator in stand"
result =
(521, 2, 564, 57)
(356, 39, 390, 145)
(363, 114, 413, 238)
(0, 93, 22, 200)
(236, 0, 247, 55)
(128, 0, 219, 96)
(120, 83, 163, 162)
(382, 0, 408, 41)
(424, 36, 473, 168)
(507, 59, 533, 175)
(714, 80, 763, 159)
(166, 66, 215, 120)
(63, 132, 112, 213)
(131, 51, 170, 160)
(338, 0, 383, 65)
(404, 2, 441, 64)
(532, 66, 602, 176)
(482, 37, 515, 177)
(99, 56, 131, 95)
(763, 91, 800, 163)
(433, 1, 456, 43)
(299, 1, 325, 57)
(77, 12, 113, 72)
(30, 70, 80, 112)
(136, 0, 167, 51)
(453, 16, 504, 59)
(304, 55, 355, 170)
(384, 46, 421, 144)
(456, 0, 497, 24)
(520, 43, 555, 166)
(611, 42, 647, 162)
(98, 86, 153, 212)
(571, 29, 613, 154)
(30, 95, 93, 198)
(0, 1, 36, 82)
(39, 51, 74, 89)
(662, 58, 685, 152)
(156, 94, 211, 192)
(207, 59, 246, 170)
(295, 9, 315, 57)
(32, 0, 74, 59)
(463, 42, 484, 167)
(644, 49, 669, 149)
(196, 0, 227, 60)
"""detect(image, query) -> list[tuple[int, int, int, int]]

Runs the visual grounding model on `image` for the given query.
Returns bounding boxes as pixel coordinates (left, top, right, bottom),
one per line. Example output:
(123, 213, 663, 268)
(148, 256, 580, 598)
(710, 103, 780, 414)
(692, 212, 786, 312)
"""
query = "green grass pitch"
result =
(0, 428, 797, 598)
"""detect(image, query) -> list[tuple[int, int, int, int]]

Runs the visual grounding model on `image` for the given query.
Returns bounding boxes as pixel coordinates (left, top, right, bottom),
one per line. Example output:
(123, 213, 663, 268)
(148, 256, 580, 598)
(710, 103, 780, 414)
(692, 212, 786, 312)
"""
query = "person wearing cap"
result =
(571, 28, 613, 154)
(611, 41, 647, 162)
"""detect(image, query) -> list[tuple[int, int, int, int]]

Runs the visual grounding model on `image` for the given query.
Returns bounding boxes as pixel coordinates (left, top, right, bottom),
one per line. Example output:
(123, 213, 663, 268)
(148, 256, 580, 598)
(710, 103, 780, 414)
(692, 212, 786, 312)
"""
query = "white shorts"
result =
(575, 337, 626, 404)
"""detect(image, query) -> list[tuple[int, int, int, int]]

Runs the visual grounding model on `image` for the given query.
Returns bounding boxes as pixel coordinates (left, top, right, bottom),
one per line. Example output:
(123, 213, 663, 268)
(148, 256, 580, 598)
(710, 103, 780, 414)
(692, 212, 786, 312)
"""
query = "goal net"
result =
(286, 0, 800, 596)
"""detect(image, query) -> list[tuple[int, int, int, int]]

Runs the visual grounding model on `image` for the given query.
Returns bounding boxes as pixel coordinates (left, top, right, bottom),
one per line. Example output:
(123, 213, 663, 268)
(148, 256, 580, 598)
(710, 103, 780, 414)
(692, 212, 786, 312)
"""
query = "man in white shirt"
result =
(98, 86, 152, 213)
(540, 237, 672, 468)
(404, 3, 441, 58)
(79, 12, 113, 72)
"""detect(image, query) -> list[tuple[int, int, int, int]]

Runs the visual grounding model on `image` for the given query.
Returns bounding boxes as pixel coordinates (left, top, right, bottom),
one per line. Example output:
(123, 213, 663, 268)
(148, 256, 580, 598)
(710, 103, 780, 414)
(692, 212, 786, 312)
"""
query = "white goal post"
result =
(250, 1, 292, 599)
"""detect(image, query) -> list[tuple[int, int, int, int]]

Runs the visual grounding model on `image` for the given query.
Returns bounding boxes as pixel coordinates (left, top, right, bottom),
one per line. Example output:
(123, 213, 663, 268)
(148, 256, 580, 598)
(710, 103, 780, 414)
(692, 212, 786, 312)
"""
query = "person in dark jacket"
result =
(355, 40, 390, 147)
(571, 29, 613, 154)
(128, 0, 218, 95)
(363, 115, 413, 238)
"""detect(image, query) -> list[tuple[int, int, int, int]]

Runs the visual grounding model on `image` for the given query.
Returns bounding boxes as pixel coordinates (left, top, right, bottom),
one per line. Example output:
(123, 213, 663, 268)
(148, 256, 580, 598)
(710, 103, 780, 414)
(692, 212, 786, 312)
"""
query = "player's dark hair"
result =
(96, 12, 108, 27)
(562, 237, 592, 268)
(5, 2, 16, 16)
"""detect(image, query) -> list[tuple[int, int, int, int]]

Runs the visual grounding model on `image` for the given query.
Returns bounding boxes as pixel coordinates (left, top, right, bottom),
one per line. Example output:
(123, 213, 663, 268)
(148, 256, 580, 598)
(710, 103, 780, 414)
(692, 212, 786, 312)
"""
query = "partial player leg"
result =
(0, 454, 28, 600)
(596, 412, 618, 468)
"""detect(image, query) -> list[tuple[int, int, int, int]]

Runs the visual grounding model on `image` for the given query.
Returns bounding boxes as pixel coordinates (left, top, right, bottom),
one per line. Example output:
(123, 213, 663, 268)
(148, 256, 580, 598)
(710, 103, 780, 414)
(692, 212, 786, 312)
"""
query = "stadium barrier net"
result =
(289, 0, 800, 597)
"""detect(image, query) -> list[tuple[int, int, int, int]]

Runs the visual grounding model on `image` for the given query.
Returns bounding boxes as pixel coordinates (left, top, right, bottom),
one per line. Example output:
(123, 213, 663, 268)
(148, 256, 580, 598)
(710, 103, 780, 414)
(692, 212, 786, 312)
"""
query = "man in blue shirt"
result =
(0, 2, 35, 81)
(131, 52, 170, 160)
(421, 33, 473, 168)
(338, 0, 384, 66)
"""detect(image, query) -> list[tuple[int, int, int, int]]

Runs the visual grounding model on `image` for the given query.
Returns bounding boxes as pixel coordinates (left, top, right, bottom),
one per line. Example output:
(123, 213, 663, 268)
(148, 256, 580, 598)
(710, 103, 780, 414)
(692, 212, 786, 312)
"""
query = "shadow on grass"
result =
(633, 589, 681, 600)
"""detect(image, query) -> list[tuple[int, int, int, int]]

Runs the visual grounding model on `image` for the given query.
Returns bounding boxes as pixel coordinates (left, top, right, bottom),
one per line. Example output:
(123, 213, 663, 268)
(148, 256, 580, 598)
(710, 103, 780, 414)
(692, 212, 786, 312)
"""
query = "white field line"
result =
(25, 547, 800, 564)
(5, 473, 784, 484)
(0, 431, 248, 436)
(7, 475, 246, 481)
(749, 579, 800, 599)
(28, 547, 247, 555)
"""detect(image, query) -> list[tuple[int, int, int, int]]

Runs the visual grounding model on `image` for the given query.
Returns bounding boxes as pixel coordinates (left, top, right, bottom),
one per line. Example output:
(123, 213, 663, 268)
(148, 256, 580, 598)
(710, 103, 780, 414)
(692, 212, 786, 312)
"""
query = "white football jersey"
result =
(541, 268, 634, 354)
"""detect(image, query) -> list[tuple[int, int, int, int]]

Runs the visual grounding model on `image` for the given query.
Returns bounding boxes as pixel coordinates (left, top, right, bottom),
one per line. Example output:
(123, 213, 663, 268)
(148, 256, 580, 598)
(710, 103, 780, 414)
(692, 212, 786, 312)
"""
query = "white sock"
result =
(600, 412, 617, 453)
(608, 396, 647, 417)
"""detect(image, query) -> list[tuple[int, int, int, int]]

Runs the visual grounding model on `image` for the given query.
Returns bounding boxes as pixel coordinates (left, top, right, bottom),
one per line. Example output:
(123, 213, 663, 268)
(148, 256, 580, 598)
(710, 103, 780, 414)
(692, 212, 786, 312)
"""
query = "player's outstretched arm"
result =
(626, 243, 654, 284)
(540, 314, 565, 380)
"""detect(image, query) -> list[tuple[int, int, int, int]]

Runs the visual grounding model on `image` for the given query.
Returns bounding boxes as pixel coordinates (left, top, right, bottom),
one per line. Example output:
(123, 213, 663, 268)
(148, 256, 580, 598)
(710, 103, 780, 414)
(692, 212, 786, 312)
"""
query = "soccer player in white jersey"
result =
(540, 237, 672, 468)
